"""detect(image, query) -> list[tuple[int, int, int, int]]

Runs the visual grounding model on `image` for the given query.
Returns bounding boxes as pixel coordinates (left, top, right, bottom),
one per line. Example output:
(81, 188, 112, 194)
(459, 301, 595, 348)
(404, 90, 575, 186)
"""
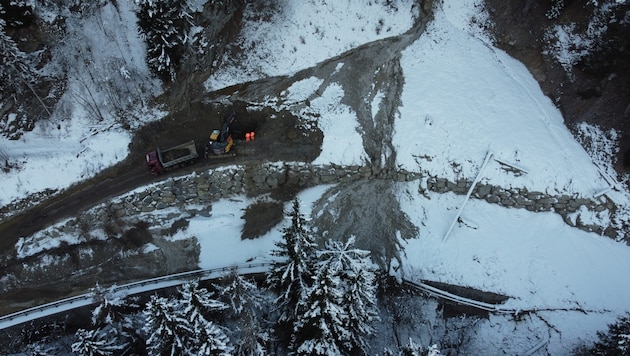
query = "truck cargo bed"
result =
(158, 140, 198, 167)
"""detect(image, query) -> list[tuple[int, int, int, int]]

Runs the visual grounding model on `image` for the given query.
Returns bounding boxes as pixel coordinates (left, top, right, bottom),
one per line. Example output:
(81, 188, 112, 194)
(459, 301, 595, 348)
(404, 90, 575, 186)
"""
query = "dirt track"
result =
(0, 100, 322, 255)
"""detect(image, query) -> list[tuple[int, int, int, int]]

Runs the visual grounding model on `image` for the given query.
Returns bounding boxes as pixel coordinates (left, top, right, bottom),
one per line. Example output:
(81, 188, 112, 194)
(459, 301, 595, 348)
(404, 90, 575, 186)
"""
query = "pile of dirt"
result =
(241, 200, 285, 239)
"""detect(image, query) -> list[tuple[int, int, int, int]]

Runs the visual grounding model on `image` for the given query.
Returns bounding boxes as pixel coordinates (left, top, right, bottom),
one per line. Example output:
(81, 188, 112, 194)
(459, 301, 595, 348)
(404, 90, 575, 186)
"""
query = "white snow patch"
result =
(394, 4, 608, 197)
(173, 185, 335, 269)
(204, 0, 419, 90)
(15, 218, 78, 259)
(308, 83, 368, 165)
(371, 90, 385, 122)
(280, 77, 324, 104)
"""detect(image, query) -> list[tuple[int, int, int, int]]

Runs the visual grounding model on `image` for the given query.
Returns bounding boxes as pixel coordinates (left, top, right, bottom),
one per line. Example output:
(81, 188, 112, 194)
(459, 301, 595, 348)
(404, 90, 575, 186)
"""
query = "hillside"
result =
(1, 0, 630, 354)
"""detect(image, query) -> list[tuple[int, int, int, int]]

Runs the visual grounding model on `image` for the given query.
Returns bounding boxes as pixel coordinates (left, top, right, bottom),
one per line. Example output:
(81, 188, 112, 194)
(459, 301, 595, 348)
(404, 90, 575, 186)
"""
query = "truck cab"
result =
(145, 151, 164, 175)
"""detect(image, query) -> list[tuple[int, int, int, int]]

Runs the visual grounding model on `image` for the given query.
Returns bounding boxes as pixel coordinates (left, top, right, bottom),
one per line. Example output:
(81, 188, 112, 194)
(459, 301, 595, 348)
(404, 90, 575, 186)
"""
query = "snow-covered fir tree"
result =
(267, 199, 317, 324)
(0, 4, 36, 95)
(143, 281, 233, 355)
(218, 269, 264, 315)
(85, 284, 147, 354)
(291, 262, 348, 355)
(143, 294, 193, 355)
(291, 237, 379, 355)
(588, 312, 630, 355)
(135, 0, 195, 81)
(179, 280, 229, 318)
(333, 237, 379, 353)
(71, 328, 122, 356)
(217, 270, 270, 355)
(0, 1, 33, 27)
(235, 311, 269, 356)
(178, 280, 233, 355)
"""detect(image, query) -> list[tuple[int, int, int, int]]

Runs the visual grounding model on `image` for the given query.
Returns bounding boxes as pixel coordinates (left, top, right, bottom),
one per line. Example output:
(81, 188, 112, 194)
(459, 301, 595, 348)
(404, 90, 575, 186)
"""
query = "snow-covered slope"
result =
(397, 187, 630, 354)
(395, 4, 608, 197)
(204, 0, 419, 90)
(0, 1, 162, 207)
(196, 0, 630, 353)
(4, 0, 630, 353)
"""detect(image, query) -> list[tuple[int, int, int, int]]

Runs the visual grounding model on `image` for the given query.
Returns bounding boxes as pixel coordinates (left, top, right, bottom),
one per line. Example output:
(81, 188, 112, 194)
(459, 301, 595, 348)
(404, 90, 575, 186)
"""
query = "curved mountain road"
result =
(0, 155, 224, 252)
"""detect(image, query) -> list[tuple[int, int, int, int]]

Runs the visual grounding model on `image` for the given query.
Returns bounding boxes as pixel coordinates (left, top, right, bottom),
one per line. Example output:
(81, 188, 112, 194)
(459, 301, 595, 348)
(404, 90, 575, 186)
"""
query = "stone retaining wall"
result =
(98, 163, 614, 237)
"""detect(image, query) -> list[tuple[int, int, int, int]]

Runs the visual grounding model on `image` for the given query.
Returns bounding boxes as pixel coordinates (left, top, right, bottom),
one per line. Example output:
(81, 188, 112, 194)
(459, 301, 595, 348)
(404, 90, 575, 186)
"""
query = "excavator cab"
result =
(206, 112, 236, 157)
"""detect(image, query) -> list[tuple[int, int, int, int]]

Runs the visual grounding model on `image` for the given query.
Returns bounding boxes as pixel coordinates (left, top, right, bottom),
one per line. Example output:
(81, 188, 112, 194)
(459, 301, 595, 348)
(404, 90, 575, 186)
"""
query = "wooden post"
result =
(443, 150, 494, 243)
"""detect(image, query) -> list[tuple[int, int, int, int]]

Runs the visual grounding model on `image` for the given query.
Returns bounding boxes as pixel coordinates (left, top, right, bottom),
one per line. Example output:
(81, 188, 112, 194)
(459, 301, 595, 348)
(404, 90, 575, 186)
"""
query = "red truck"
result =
(145, 140, 199, 175)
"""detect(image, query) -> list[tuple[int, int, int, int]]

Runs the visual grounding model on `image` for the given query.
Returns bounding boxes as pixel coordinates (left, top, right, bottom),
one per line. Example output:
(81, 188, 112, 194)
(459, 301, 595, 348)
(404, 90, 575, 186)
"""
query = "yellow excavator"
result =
(205, 112, 236, 157)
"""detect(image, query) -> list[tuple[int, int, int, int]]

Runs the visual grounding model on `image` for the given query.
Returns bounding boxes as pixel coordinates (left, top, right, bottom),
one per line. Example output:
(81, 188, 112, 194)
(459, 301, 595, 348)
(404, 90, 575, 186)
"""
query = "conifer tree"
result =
(72, 328, 122, 356)
(333, 237, 379, 354)
(143, 295, 192, 355)
(135, 0, 194, 81)
(219, 269, 264, 315)
(179, 281, 233, 355)
(217, 270, 270, 355)
(267, 199, 317, 324)
(292, 237, 379, 355)
(235, 311, 269, 356)
(291, 262, 348, 355)
(77, 285, 144, 355)
(144, 281, 234, 355)
(0, 5, 36, 94)
(589, 312, 630, 355)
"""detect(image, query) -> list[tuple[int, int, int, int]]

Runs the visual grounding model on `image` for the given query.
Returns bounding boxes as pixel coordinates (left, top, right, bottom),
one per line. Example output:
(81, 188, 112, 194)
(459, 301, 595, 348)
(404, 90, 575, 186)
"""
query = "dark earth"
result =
(0, 0, 629, 319)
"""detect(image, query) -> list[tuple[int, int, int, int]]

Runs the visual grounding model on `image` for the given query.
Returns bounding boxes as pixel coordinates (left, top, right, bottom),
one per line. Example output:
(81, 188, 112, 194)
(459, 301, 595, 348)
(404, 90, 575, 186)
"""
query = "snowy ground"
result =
(194, 0, 630, 353)
(204, 0, 420, 91)
(0, 116, 130, 207)
(280, 79, 370, 166)
(395, 4, 610, 197)
(0, 0, 162, 208)
(4, 0, 630, 353)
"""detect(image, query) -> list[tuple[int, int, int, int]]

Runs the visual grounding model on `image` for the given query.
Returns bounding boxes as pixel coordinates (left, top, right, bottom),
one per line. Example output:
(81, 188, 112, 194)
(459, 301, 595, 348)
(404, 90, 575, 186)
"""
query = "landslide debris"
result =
(310, 180, 419, 270)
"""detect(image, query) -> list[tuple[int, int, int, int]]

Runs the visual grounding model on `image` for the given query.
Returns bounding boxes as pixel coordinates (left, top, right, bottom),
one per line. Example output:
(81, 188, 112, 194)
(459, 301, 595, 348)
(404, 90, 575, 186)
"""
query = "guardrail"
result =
(1, 261, 576, 344)
(402, 279, 514, 314)
(0, 266, 565, 354)
(3, 262, 517, 331)
(0, 262, 272, 331)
